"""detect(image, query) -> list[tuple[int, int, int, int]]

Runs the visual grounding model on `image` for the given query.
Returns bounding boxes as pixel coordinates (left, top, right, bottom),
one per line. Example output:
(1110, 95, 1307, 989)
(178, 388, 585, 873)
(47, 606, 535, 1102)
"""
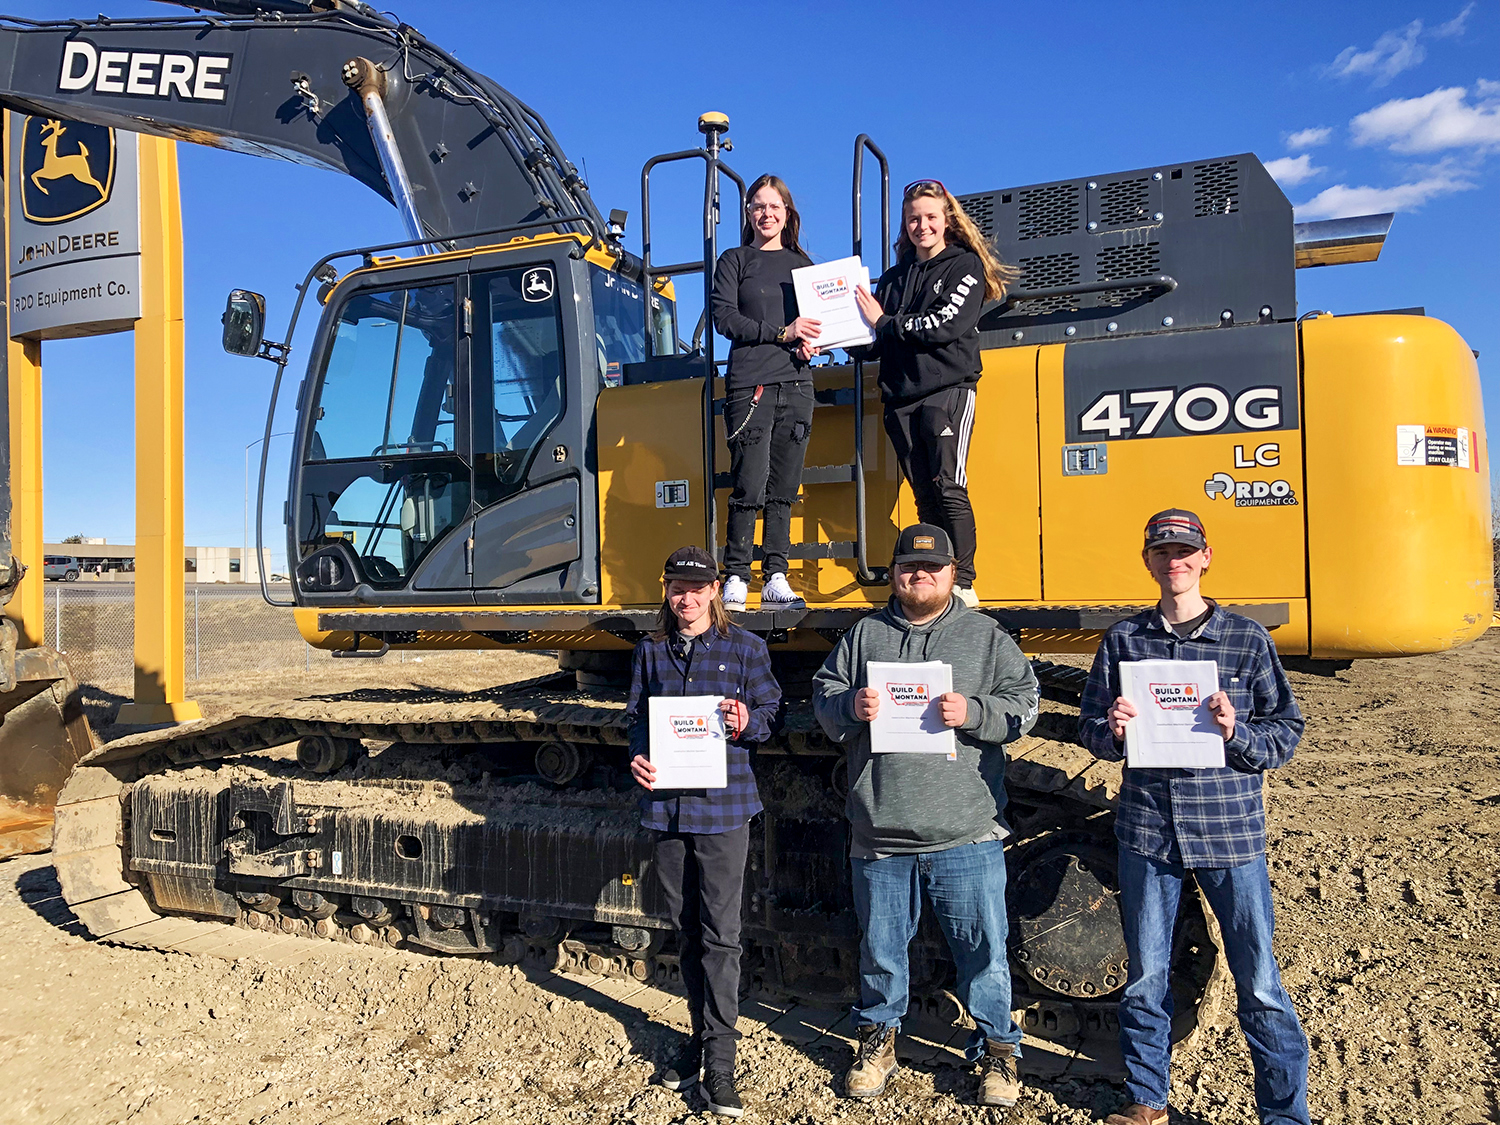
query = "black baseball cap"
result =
(662, 545, 719, 582)
(1143, 509, 1208, 551)
(891, 523, 955, 568)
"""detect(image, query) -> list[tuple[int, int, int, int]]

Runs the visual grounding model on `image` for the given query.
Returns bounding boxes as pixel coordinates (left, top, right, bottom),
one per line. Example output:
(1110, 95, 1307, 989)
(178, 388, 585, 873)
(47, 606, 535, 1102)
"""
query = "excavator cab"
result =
(239, 238, 676, 612)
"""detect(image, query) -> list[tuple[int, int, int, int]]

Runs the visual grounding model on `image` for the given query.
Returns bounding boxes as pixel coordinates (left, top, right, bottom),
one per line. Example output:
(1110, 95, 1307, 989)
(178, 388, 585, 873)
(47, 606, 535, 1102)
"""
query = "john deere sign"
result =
(8, 114, 140, 339)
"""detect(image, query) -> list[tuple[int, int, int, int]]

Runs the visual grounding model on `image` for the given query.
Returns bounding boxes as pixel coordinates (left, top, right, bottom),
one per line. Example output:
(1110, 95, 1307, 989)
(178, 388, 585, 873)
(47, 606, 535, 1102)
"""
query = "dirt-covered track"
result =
(46, 658, 1222, 1065)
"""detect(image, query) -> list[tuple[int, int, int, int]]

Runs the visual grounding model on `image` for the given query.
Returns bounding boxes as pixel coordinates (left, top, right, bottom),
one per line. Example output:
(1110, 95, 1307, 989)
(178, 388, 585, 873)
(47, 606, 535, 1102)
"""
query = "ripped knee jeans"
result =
(723, 380, 814, 580)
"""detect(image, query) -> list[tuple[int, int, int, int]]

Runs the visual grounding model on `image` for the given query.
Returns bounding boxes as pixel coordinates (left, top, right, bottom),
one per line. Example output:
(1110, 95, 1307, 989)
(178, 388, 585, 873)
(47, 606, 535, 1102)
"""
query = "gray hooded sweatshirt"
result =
(812, 597, 1040, 856)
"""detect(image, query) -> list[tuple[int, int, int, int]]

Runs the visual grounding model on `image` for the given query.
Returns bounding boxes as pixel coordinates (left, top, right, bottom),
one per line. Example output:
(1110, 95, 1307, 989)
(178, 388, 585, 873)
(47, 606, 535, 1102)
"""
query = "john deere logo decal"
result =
(21, 117, 115, 224)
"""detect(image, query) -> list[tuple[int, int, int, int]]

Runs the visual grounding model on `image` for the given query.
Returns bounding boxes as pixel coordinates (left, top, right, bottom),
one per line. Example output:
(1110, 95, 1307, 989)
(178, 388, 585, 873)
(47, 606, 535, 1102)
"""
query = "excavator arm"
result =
(0, 1, 609, 245)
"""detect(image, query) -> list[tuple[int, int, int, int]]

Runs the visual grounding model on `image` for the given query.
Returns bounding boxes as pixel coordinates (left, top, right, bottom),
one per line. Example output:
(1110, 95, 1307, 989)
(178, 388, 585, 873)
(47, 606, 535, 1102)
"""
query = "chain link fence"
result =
(42, 583, 313, 692)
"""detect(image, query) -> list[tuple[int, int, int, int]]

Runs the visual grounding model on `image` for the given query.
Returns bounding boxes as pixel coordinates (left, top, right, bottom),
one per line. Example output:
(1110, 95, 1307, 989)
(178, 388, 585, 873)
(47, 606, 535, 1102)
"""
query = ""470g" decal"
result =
(1060, 321, 1300, 444)
(1078, 384, 1284, 440)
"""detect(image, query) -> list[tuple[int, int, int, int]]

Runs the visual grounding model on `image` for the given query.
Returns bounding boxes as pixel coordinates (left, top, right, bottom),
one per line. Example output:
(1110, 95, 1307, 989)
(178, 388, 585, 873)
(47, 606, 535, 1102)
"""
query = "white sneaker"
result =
(955, 586, 980, 609)
(761, 572, 804, 606)
(721, 575, 748, 608)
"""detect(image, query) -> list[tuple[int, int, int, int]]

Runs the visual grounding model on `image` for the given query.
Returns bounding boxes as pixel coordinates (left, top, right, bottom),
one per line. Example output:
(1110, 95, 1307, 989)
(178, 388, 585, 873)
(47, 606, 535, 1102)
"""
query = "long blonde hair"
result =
(741, 173, 807, 257)
(895, 180, 1016, 301)
(652, 583, 734, 640)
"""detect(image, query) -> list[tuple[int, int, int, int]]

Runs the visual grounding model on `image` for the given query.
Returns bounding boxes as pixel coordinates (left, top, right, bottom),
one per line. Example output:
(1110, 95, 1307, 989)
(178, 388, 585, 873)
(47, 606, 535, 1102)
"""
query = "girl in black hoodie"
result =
(852, 180, 1015, 604)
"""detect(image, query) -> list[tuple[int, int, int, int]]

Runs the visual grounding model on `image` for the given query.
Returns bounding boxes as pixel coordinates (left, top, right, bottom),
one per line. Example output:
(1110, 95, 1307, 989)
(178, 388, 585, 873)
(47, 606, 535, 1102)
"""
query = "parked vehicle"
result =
(42, 556, 80, 582)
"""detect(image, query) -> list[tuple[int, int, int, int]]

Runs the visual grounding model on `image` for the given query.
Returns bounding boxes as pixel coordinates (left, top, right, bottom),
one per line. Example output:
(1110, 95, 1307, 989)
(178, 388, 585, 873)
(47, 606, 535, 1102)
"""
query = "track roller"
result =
(296, 735, 358, 774)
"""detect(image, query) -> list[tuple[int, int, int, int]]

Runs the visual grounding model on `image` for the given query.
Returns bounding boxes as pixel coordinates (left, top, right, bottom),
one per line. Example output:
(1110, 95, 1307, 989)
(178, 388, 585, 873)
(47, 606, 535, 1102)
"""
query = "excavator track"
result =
(52, 664, 1225, 1057)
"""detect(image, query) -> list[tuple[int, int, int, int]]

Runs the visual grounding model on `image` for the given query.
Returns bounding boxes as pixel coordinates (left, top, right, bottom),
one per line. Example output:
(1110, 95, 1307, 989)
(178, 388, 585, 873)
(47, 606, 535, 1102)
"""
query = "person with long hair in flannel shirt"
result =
(1078, 509, 1309, 1125)
(627, 545, 781, 1119)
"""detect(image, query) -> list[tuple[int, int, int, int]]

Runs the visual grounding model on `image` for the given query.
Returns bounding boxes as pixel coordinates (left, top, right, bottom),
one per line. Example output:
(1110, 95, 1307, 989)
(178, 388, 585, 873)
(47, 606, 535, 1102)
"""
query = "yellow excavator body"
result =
(291, 238, 1491, 662)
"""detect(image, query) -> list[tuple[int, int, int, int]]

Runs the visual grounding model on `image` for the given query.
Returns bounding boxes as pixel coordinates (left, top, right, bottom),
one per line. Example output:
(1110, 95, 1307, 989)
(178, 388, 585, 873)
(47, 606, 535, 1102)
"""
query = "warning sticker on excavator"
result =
(1397, 425, 1470, 468)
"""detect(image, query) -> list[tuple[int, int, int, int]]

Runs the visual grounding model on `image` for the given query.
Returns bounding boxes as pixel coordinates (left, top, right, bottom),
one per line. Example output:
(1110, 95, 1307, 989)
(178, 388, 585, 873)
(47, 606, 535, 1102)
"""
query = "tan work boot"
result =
(844, 1024, 897, 1099)
(1104, 1105, 1169, 1125)
(978, 1039, 1022, 1107)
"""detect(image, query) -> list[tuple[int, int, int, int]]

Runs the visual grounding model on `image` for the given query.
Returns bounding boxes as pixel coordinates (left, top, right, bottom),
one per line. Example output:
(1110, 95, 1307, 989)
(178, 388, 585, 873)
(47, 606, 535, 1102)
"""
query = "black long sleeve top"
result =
(710, 244, 813, 391)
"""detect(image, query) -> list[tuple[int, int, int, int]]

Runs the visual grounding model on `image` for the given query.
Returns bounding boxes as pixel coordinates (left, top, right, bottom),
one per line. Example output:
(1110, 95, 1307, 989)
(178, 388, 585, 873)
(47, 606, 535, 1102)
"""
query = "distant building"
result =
(42, 541, 274, 583)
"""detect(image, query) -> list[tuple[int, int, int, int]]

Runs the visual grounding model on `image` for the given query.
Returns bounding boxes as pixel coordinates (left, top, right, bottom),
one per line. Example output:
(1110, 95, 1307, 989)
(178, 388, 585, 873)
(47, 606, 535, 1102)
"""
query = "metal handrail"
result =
(851, 134, 890, 586)
(1002, 273, 1178, 308)
(639, 133, 746, 558)
(853, 135, 892, 277)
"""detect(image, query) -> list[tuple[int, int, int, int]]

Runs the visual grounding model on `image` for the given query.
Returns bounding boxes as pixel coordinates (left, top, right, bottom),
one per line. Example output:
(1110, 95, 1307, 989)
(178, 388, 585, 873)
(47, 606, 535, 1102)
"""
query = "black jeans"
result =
(723, 381, 814, 580)
(653, 821, 750, 1070)
(884, 385, 979, 586)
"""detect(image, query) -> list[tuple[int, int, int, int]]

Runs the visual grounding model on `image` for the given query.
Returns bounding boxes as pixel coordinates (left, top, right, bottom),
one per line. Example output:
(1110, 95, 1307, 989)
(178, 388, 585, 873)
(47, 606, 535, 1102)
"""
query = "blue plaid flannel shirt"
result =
(1078, 602, 1304, 868)
(626, 623, 781, 834)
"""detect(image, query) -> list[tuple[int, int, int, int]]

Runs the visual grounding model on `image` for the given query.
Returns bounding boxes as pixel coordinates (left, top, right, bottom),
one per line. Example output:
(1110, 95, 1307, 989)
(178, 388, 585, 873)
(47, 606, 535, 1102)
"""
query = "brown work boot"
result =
(844, 1024, 897, 1099)
(978, 1039, 1022, 1107)
(1104, 1105, 1169, 1125)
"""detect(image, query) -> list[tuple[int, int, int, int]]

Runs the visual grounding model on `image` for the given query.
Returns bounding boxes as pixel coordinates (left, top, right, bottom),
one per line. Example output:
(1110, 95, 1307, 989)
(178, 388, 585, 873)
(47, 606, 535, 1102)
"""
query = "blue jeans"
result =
(850, 839, 1020, 1061)
(1118, 849, 1309, 1125)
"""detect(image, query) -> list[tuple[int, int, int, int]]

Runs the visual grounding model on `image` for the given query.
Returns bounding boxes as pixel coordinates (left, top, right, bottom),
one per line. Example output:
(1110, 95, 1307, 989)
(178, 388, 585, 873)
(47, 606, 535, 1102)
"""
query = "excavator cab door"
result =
(464, 259, 594, 604)
(291, 246, 598, 606)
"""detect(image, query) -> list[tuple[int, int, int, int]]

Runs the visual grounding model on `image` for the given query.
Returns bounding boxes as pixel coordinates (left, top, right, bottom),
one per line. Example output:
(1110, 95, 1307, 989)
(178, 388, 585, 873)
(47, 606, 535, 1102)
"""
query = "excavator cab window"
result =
(300, 282, 470, 585)
(313, 285, 456, 459)
(474, 266, 566, 499)
(650, 290, 677, 358)
(588, 265, 677, 385)
(590, 265, 646, 388)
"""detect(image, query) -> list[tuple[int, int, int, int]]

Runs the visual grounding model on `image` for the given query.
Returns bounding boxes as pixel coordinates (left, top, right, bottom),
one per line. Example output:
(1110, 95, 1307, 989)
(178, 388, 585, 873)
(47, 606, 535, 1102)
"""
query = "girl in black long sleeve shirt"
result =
(709, 174, 820, 609)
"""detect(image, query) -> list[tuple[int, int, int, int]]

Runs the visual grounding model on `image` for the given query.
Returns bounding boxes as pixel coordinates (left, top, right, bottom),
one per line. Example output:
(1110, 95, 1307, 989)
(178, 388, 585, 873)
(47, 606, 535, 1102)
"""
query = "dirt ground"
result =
(4, 634, 1498, 1125)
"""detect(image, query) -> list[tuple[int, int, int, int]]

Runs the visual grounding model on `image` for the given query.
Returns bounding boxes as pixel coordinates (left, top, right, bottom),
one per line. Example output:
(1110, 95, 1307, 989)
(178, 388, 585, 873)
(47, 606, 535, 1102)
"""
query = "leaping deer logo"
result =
(30, 119, 106, 199)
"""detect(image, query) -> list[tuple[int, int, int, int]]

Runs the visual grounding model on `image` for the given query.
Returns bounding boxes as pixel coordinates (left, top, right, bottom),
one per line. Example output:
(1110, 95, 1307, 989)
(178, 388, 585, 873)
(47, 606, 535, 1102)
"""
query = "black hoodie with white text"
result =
(854, 244, 986, 406)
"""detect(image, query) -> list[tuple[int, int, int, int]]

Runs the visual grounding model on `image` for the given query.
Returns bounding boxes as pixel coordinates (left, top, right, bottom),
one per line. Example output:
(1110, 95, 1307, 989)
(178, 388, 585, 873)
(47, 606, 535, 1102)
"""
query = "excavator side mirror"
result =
(222, 289, 266, 357)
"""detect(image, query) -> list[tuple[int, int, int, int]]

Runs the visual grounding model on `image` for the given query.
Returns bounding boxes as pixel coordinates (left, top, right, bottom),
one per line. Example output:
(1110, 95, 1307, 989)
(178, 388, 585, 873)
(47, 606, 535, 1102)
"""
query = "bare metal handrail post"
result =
(852, 134, 890, 585)
(639, 115, 745, 557)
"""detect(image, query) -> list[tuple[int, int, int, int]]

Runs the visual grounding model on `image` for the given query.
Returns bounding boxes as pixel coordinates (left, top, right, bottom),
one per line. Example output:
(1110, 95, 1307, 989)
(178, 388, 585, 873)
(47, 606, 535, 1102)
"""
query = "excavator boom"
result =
(0, 5, 608, 244)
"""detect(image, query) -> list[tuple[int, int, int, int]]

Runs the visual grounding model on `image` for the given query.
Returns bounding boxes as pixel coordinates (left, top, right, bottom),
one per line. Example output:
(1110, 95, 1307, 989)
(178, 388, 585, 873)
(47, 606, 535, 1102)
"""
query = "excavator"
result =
(0, 0, 1489, 1058)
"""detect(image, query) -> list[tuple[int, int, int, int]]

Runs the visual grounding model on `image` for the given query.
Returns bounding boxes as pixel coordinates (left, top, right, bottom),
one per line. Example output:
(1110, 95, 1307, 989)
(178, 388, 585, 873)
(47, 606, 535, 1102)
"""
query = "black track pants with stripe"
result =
(884, 385, 979, 586)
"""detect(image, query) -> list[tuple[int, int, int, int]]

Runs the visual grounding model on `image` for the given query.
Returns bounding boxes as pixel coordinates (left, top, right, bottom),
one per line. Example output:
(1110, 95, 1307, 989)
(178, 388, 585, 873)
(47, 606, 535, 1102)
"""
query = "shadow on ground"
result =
(13, 860, 91, 940)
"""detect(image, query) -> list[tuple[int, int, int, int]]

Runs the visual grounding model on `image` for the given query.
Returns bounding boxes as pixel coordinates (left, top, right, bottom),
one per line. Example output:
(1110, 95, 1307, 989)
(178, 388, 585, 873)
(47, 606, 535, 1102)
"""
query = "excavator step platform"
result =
(316, 602, 1290, 642)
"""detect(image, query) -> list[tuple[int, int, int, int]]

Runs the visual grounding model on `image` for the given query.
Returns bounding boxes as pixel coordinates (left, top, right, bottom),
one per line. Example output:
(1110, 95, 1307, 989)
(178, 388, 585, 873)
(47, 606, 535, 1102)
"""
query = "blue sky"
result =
(13, 0, 1498, 564)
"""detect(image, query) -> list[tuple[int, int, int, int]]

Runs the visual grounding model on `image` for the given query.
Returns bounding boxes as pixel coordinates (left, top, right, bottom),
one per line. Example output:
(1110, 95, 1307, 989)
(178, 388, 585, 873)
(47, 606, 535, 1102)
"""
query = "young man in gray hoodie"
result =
(812, 524, 1040, 1108)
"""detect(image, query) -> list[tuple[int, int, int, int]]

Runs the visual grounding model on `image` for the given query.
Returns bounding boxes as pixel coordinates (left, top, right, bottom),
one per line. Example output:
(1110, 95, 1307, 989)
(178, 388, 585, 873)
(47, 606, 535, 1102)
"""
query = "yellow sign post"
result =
(4, 113, 198, 723)
(117, 134, 198, 724)
(5, 334, 42, 647)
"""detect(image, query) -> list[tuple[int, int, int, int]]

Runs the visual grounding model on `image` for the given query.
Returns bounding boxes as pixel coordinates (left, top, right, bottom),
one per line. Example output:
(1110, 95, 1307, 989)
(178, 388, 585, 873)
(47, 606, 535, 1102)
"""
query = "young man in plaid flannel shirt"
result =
(627, 545, 781, 1118)
(1079, 509, 1310, 1125)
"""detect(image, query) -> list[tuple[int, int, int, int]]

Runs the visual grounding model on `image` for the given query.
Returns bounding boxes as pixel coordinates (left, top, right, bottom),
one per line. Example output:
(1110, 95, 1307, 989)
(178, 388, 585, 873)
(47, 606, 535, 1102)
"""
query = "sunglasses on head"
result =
(902, 178, 948, 198)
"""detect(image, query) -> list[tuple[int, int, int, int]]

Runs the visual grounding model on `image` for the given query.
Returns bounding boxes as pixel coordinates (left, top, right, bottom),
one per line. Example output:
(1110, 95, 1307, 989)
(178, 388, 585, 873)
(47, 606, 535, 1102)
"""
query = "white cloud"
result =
(1351, 84, 1500, 153)
(1264, 154, 1324, 187)
(1329, 20, 1425, 85)
(1294, 163, 1475, 219)
(1431, 2, 1475, 39)
(1286, 126, 1332, 150)
(1326, 7, 1474, 85)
